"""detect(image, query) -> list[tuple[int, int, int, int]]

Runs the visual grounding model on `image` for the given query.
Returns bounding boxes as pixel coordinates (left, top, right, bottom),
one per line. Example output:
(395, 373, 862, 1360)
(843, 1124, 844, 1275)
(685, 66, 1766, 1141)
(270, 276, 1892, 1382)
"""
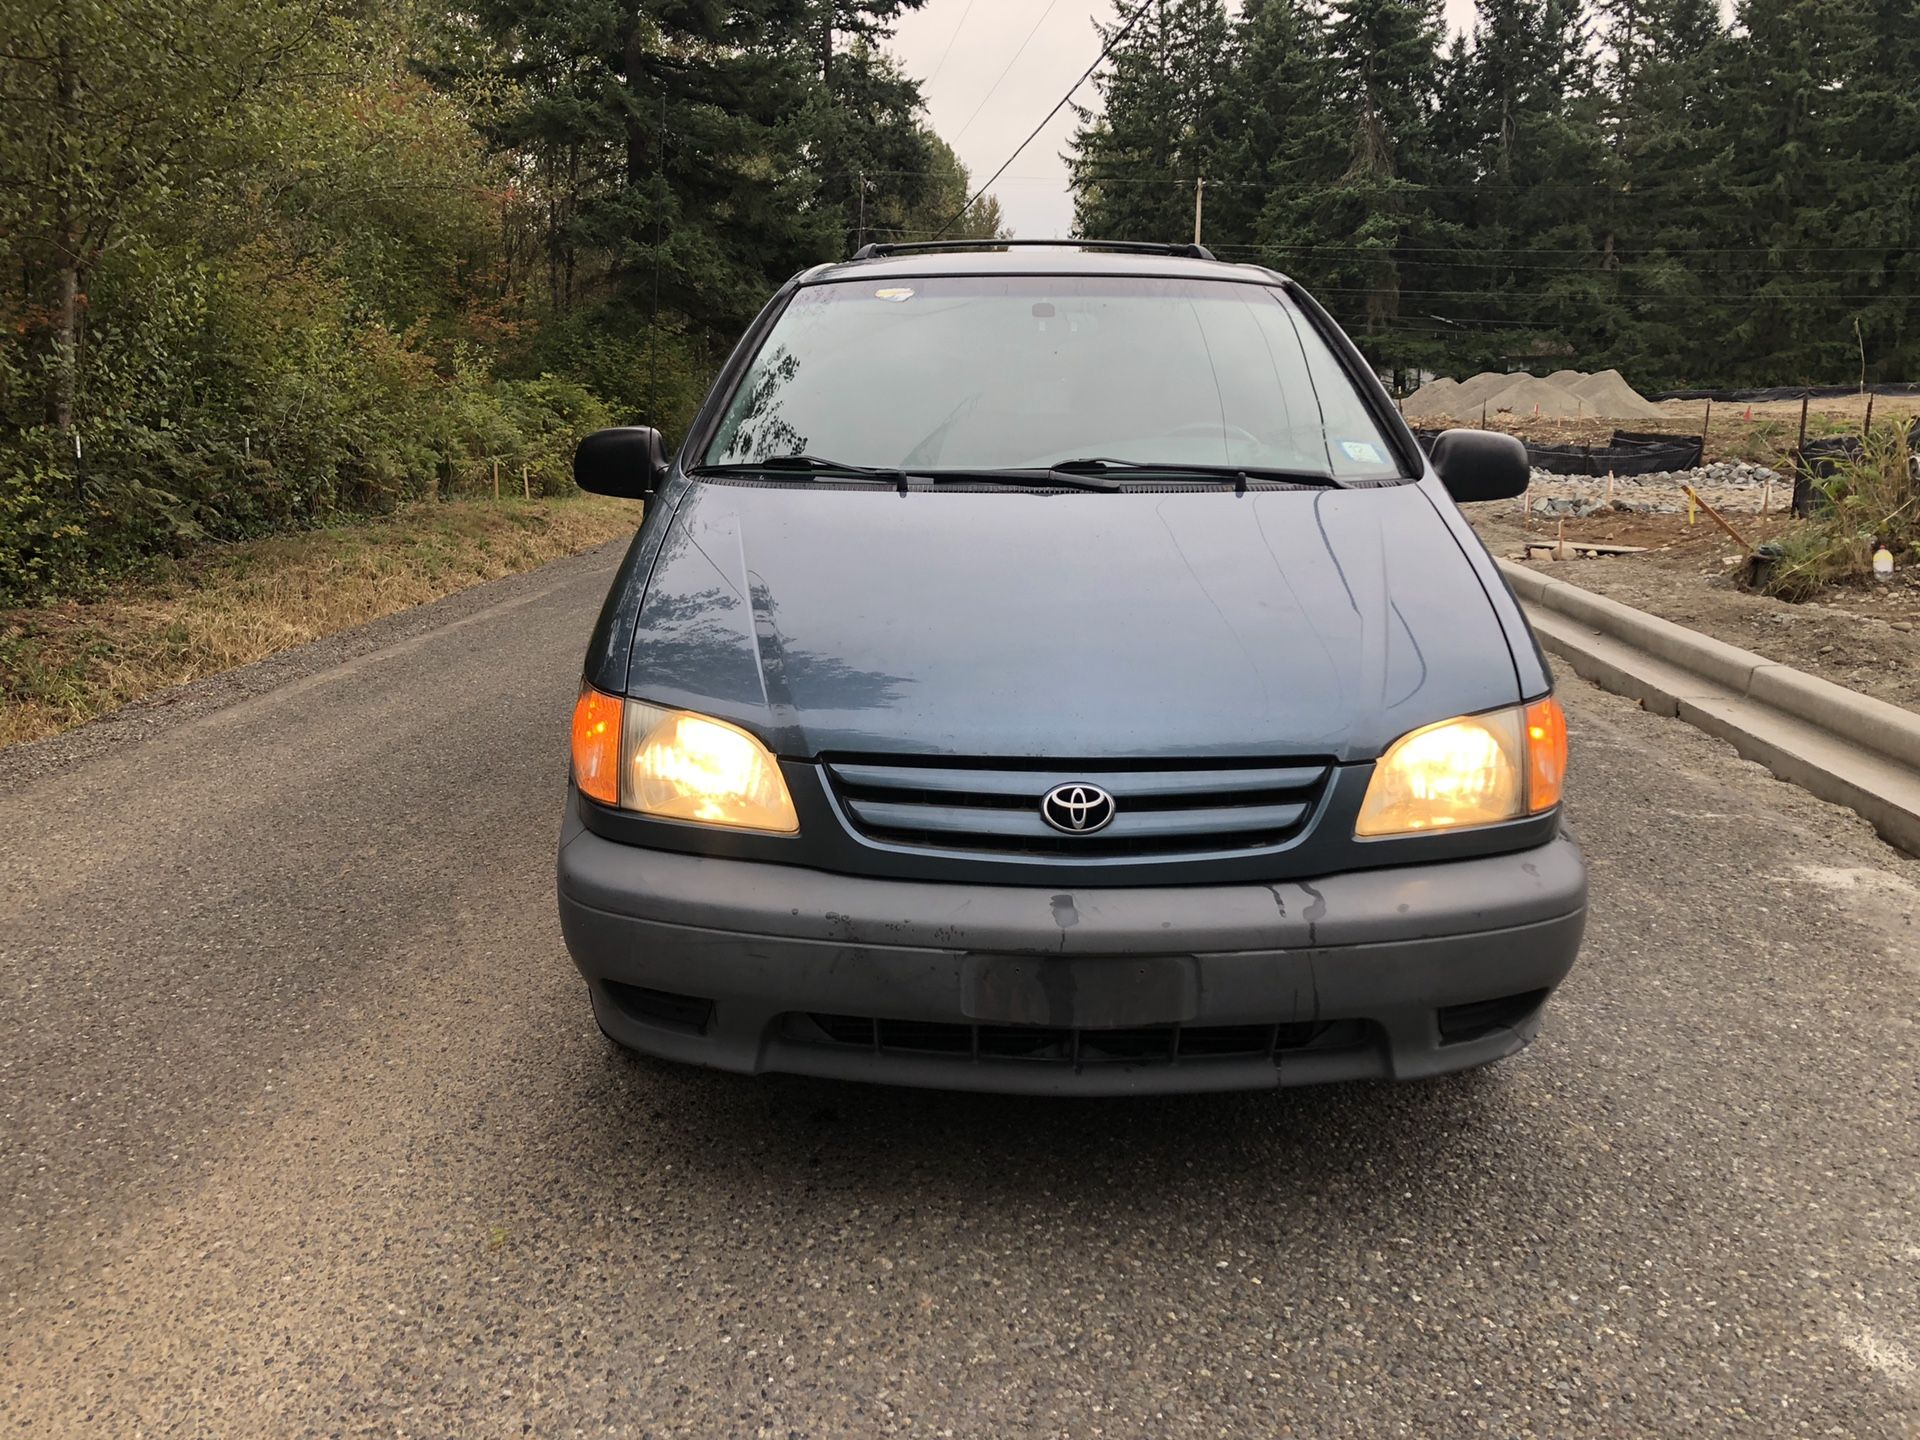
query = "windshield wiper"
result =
(1047, 458, 1346, 490)
(690, 455, 918, 491)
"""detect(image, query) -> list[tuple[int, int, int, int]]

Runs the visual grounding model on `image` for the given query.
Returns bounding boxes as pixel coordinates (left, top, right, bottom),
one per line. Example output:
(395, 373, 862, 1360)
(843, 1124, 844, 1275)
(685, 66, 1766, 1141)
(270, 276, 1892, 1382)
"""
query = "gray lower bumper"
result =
(556, 807, 1587, 1095)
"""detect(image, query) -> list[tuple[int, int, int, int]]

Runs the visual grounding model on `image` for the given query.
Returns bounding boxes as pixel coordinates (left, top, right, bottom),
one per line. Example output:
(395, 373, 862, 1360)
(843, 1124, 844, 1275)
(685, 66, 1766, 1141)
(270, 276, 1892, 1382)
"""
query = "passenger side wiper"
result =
(1046, 458, 1347, 490)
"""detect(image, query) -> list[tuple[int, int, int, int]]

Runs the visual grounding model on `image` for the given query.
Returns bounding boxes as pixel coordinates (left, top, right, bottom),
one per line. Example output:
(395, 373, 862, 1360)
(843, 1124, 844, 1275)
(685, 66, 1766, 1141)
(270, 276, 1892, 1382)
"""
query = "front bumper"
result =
(556, 805, 1587, 1095)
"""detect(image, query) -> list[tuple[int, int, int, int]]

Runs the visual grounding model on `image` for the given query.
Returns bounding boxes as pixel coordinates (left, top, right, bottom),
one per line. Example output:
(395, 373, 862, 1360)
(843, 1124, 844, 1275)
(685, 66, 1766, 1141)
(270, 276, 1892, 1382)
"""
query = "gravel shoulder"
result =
(1467, 502, 1920, 713)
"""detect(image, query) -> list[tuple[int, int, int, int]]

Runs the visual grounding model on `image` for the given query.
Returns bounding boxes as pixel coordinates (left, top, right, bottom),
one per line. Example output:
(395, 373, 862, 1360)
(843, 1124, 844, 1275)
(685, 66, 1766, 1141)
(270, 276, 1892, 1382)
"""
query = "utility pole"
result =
(1193, 176, 1206, 246)
(856, 172, 867, 251)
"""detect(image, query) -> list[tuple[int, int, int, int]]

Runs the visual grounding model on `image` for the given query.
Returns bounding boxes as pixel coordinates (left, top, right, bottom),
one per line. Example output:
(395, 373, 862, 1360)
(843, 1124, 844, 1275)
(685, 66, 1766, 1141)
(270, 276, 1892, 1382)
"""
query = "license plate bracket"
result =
(960, 953, 1199, 1029)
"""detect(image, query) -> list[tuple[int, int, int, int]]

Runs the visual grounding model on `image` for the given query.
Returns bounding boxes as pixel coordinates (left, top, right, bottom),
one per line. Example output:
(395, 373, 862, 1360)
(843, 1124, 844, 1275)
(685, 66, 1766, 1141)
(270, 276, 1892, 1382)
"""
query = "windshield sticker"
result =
(874, 287, 915, 303)
(1338, 440, 1383, 464)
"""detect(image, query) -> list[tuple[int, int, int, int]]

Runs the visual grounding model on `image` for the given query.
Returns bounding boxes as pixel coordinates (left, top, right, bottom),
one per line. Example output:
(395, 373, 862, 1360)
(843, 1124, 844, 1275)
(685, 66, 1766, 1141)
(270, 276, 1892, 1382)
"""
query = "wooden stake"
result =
(1762, 476, 1772, 516)
(522, 463, 531, 500)
(1701, 398, 1712, 447)
(1863, 390, 1875, 436)
(1605, 470, 1615, 507)
(1683, 484, 1756, 553)
(492, 457, 500, 500)
(1796, 393, 1810, 455)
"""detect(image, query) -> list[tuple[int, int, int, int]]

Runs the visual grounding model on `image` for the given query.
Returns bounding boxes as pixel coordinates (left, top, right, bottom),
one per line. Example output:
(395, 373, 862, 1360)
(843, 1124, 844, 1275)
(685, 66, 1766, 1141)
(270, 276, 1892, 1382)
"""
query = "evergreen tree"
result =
(1710, 0, 1874, 383)
(1593, 0, 1727, 384)
(1067, 0, 1233, 242)
(1203, 0, 1334, 254)
(1257, 0, 1454, 378)
(1431, 0, 1614, 377)
(454, 0, 831, 334)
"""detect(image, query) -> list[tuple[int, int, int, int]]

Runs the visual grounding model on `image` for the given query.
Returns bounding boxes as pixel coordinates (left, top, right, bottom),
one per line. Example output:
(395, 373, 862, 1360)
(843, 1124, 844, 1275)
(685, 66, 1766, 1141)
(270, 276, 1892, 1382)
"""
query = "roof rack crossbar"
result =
(849, 239, 1218, 263)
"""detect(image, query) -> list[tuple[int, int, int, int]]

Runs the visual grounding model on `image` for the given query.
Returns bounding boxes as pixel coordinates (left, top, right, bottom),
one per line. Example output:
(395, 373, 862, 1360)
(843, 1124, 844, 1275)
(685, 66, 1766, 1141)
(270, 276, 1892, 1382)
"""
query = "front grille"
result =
(822, 756, 1331, 859)
(793, 1014, 1369, 1066)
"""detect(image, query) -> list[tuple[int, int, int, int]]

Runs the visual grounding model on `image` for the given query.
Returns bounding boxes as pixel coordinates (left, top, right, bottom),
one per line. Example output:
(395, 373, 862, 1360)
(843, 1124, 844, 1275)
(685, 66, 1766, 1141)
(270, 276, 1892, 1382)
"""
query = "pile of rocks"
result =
(1516, 461, 1787, 518)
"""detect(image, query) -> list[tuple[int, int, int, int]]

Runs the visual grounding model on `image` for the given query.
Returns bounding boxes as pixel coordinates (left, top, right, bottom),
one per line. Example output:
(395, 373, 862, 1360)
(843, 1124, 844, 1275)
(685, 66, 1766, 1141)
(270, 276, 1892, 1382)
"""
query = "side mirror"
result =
(574, 426, 670, 499)
(1429, 428, 1530, 503)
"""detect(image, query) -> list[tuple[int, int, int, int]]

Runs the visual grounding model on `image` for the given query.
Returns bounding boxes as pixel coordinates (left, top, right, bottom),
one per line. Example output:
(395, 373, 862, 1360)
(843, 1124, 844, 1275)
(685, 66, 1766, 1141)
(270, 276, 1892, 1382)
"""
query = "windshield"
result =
(702, 275, 1405, 481)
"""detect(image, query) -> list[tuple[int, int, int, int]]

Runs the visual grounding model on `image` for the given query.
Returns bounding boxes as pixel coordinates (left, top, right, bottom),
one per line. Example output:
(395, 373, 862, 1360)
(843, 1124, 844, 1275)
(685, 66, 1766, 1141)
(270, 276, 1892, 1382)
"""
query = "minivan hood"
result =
(625, 479, 1519, 763)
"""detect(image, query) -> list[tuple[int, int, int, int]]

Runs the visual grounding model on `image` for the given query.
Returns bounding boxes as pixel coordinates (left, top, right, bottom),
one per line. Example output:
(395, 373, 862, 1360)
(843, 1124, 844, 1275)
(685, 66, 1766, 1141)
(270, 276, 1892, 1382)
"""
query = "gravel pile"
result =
(1407, 367, 1664, 420)
(1514, 462, 1788, 517)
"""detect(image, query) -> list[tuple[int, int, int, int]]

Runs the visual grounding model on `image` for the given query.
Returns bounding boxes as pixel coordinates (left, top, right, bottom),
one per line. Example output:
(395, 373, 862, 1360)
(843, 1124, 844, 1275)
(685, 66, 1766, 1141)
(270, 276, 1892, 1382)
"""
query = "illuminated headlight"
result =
(1355, 698, 1567, 838)
(571, 685, 799, 834)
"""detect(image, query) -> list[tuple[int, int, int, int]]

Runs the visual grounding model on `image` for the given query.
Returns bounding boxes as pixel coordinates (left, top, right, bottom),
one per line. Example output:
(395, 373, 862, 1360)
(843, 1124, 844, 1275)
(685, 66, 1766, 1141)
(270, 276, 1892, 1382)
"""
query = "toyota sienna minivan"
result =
(557, 240, 1586, 1094)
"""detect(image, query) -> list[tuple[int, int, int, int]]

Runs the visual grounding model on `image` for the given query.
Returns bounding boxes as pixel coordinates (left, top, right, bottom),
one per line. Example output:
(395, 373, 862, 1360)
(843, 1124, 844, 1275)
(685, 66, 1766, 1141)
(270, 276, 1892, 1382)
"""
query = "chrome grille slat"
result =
(824, 755, 1330, 860)
(827, 762, 1329, 801)
(844, 798, 1312, 841)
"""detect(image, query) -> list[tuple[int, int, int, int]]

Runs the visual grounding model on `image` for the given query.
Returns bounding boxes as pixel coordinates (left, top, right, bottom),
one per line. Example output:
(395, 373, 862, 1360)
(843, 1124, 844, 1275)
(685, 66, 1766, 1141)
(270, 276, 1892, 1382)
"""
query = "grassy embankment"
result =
(0, 495, 640, 747)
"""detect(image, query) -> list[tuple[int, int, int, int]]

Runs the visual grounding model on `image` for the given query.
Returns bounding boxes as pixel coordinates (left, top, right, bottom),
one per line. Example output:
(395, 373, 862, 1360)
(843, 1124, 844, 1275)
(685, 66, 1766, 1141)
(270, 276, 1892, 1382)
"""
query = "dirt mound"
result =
(1568, 368, 1663, 419)
(1483, 375, 1592, 419)
(1402, 376, 1464, 416)
(1403, 367, 1664, 420)
(1453, 370, 1528, 408)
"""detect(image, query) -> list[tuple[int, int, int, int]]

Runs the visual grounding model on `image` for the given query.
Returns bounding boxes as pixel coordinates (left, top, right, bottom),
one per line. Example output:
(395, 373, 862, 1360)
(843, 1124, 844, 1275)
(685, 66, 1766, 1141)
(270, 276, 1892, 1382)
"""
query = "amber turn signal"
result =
(1524, 696, 1568, 814)
(571, 683, 623, 805)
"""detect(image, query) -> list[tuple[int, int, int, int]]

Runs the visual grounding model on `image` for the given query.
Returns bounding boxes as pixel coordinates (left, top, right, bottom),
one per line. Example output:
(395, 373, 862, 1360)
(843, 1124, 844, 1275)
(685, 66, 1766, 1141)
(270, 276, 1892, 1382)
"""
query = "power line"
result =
(922, 0, 977, 88)
(936, 0, 1156, 239)
(950, 0, 1062, 146)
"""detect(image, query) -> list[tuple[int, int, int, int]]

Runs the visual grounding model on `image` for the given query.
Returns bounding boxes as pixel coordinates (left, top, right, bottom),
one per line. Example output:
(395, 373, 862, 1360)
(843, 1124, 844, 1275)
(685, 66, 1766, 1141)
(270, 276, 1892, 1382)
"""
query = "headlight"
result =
(1355, 698, 1566, 838)
(570, 685, 799, 834)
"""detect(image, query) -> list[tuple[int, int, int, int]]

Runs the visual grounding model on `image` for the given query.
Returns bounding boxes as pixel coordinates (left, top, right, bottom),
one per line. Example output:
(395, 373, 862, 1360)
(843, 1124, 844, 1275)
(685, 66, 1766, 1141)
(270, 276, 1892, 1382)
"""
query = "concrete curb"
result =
(1497, 558, 1920, 856)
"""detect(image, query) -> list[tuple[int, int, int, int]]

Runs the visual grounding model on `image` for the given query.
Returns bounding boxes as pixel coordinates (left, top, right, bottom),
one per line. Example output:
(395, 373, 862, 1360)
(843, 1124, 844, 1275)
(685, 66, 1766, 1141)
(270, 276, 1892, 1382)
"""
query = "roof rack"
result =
(848, 238, 1218, 263)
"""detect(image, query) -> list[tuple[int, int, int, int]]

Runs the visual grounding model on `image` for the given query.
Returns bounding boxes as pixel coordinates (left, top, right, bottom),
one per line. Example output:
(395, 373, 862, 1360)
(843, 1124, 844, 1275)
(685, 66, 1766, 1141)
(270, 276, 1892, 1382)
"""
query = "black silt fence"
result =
(1412, 428, 1703, 476)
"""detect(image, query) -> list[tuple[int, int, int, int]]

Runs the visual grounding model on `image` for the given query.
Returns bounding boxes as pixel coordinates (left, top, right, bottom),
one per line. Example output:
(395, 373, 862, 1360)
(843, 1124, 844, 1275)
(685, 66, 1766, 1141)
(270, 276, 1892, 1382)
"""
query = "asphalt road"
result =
(4, 539, 1918, 1438)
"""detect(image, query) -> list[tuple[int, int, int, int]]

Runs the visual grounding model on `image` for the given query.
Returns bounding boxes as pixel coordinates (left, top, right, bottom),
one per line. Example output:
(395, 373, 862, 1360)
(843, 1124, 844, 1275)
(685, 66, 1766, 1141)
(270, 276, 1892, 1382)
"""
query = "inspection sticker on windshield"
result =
(1338, 439, 1383, 464)
(874, 287, 915, 302)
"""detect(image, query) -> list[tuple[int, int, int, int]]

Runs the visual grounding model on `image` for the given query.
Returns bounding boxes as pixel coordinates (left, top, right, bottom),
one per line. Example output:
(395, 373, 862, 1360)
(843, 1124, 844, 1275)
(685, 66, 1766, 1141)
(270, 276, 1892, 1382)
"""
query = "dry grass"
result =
(0, 495, 641, 747)
(1761, 426, 1920, 602)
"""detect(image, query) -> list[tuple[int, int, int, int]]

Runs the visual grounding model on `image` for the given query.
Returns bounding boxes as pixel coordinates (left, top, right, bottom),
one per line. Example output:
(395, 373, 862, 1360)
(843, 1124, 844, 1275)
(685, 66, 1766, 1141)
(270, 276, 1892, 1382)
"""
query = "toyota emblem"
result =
(1040, 783, 1117, 834)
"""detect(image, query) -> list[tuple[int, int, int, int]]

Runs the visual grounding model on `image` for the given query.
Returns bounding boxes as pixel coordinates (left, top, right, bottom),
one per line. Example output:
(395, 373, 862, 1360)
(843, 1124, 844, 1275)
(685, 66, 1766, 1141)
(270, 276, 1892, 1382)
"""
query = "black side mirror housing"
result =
(574, 426, 670, 499)
(1429, 428, 1530, 503)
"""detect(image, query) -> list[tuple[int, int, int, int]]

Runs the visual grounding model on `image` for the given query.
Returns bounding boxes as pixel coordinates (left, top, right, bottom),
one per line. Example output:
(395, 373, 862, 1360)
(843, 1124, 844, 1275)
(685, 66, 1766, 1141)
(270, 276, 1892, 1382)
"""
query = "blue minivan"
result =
(556, 240, 1585, 1094)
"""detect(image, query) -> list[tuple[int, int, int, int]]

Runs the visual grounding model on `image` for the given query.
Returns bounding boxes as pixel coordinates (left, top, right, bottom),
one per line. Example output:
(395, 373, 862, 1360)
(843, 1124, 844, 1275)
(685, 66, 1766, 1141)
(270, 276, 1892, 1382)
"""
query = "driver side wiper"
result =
(689, 455, 918, 490)
(1047, 458, 1346, 489)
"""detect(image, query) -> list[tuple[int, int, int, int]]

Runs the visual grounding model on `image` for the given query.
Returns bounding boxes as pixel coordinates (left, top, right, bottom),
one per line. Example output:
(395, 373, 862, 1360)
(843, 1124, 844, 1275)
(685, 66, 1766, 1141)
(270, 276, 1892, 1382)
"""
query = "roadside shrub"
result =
(0, 236, 624, 604)
(1763, 426, 1919, 601)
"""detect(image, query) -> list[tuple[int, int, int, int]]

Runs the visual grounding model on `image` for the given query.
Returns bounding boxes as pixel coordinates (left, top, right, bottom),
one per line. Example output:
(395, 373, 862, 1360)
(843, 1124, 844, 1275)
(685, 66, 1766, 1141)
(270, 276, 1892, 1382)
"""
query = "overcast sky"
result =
(887, 0, 1483, 239)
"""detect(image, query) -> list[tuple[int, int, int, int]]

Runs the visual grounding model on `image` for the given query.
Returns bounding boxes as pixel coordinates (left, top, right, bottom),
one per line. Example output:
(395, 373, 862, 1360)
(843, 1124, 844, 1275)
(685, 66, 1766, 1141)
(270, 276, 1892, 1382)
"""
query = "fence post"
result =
(492, 457, 500, 500)
(522, 463, 530, 500)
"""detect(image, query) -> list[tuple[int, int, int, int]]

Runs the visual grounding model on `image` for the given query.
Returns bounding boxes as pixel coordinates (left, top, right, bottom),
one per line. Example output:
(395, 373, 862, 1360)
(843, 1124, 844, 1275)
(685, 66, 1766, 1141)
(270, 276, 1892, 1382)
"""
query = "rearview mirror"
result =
(575, 426, 670, 499)
(1429, 428, 1530, 503)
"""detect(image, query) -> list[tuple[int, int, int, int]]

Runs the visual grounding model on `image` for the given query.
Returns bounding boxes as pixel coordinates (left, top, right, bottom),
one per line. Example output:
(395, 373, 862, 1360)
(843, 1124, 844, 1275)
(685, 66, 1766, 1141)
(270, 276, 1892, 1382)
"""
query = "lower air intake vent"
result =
(793, 1014, 1368, 1066)
(604, 982, 715, 1035)
(1437, 989, 1550, 1044)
